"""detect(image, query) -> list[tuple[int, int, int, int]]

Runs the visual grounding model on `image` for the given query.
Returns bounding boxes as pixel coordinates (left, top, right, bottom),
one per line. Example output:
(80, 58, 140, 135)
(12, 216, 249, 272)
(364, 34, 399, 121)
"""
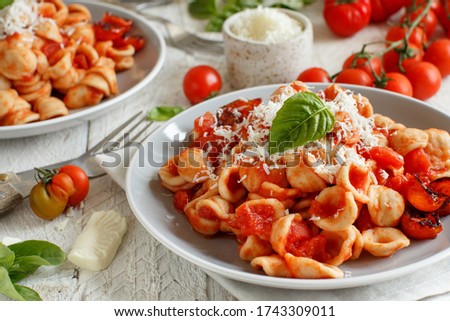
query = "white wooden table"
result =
(1, 0, 449, 301)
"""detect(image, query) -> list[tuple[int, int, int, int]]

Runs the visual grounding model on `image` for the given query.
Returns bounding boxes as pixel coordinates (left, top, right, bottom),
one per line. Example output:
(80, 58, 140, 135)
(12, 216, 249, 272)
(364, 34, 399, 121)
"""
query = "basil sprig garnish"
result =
(147, 106, 184, 121)
(269, 91, 335, 154)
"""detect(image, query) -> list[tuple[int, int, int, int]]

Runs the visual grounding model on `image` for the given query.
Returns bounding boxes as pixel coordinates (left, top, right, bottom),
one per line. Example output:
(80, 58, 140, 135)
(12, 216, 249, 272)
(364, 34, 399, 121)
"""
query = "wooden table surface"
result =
(1, 0, 449, 301)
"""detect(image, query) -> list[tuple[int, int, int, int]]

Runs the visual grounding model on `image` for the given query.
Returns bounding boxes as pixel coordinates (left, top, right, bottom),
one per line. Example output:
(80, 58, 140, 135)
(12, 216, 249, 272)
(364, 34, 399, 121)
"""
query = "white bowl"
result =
(223, 8, 313, 90)
(126, 83, 450, 290)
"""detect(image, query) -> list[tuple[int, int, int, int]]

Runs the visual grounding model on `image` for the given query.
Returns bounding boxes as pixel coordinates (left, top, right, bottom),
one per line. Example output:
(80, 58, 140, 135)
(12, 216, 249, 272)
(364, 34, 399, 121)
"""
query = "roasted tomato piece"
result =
(403, 148, 431, 174)
(173, 190, 192, 212)
(429, 177, 450, 196)
(368, 146, 404, 170)
(384, 174, 409, 197)
(102, 12, 133, 31)
(406, 175, 446, 212)
(400, 207, 443, 240)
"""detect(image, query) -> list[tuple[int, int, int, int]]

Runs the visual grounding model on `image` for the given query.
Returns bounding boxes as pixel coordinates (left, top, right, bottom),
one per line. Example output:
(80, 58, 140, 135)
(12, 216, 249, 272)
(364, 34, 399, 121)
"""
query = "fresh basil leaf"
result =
(0, 243, 15, 270)
(14, 284, 42, 301)
(0, 266, 25, 301)
(8, 262, 39, 283)
(8, 240, 66, 266)
(0, 0, 13, 10)
(147, 106, 184, 121)
(205, 0, 262, 32)
(269, 92, 335, 154)
(270, 0, 315, 10)
(188, 0, 216, 19)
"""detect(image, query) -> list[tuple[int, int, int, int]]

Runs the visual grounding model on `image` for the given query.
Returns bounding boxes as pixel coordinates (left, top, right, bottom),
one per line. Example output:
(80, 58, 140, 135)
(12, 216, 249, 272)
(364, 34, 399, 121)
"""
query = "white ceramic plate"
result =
(0, 0, 166, 139)
(126, 84, 450, 290)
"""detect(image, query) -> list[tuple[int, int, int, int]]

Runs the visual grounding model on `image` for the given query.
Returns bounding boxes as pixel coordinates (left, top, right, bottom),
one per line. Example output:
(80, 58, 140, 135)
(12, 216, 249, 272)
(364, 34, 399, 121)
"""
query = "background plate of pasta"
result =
(0, 0, 165, 139)
(126, 82, 450, 289)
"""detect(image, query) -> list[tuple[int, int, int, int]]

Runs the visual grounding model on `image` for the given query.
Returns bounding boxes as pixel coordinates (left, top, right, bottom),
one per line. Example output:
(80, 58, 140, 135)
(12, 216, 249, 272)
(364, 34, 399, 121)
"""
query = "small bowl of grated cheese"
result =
(223, 6, 313, 89)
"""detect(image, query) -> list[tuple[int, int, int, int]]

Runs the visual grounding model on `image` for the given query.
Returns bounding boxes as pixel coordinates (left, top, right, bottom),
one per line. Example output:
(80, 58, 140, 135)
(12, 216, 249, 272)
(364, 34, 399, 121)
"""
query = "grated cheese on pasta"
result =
(210, 83, 378, 182)
(0, 0, 45, 39)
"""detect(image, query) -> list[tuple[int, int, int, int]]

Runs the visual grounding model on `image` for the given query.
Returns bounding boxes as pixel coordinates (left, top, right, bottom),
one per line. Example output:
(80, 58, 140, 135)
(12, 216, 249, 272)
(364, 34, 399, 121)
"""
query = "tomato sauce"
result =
(349, 165, 369, 193)
(235, 204, 275, 239)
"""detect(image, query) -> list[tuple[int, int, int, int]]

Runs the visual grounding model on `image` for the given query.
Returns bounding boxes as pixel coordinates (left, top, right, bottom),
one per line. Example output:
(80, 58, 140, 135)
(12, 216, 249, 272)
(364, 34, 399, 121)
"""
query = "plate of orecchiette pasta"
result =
(126, 82, 450, 289)
(0, 0, 165, 139)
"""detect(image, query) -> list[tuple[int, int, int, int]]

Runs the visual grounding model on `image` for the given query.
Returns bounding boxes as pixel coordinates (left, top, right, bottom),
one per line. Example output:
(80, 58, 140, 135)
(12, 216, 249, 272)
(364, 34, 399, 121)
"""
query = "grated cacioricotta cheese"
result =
(230, 6, 303, 44)
(0, 0, 47, 40)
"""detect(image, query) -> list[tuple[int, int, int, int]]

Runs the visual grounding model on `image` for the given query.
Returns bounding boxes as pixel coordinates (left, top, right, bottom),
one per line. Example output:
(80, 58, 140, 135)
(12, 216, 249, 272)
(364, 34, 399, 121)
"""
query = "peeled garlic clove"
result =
(68, 210, 127, 271)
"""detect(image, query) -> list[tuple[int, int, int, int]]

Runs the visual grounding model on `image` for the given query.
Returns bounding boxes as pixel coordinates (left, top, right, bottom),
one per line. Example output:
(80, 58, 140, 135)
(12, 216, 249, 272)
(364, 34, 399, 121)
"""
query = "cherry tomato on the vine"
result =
(183, 65, 222, 105)
(29, 165, 89, 220)
(342, 53, 382, 82)
(385, 26, 427, 49)
(405, 61, 442, 100)
(297, 67, 331, 82)
(323, 0, 372, 37)
(423, 39, 450, 77)
(335, 68, 373, 86)
(378, 72, 413, 96)
(401, 7, 438, 39)
(382, 43, 423, 73)
(59, 165, 90, 207)
(30, 183, 69, 220)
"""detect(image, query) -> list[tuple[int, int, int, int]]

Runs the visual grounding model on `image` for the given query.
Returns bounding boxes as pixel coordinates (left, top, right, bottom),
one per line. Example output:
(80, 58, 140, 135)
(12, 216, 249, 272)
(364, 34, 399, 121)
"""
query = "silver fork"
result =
(114, 1, 224, 53)
(0, 111, 157, 216)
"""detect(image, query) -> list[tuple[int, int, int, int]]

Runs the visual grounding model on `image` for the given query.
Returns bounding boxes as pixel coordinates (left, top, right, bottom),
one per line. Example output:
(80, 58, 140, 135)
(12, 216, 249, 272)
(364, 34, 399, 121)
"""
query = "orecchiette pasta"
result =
(160, 81, 450, 280)
(0, 0, 144, 126)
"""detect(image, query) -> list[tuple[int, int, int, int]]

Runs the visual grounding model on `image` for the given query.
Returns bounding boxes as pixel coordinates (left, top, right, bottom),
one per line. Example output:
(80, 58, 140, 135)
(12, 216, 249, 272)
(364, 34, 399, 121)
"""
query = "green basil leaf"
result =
(0, 243, 15, 270)
(205, 0, 262, 32)
(0, 266, 25, 301)
(270, 0, 315, 10)
(14, 284, 42, 301)
(269, 91, 335, 154)
(8, 240, 66, 266)
(147, 106, 184, 121)
(8, 263, 39, 283)
(188, 0, 216, 19)
(0, 0, 13, 10)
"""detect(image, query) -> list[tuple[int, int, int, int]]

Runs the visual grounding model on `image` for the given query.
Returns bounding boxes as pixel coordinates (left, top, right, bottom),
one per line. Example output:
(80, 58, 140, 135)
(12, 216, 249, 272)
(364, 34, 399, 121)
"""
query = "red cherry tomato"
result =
(323, 0, 372, 37)
(423, 39, 450, 77)
(379, 72, 413, 97)
(405, 61, 442, 100)
(58, 165, 90, 207)
(335, 68, 373, 86)
(401, 6, 438, 39)
(297, 67, 331, 82)
(385, 26, 427, 49)
(370, 0, 406, 22)
(342, 53, 382, 82)
(183, 65, 222, 105)
(382, 43, 423, 73)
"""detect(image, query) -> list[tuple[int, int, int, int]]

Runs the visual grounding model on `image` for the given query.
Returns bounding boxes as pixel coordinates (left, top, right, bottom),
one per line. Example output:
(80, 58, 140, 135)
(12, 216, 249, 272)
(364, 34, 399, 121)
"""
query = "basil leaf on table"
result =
(0, 240, 66, 301)
(0, 0, 13, 10)
(270, 0, 315, 10)
(147, 106, 184, 121)
(0, 243, 14, 270)
(269, 91, 335, 154)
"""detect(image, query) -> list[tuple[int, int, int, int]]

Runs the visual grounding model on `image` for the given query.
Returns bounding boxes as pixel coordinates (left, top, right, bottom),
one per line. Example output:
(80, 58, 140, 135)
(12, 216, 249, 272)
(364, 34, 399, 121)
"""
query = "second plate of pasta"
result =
(126, 83, 450, 290)
(0, 0, 165, 139)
